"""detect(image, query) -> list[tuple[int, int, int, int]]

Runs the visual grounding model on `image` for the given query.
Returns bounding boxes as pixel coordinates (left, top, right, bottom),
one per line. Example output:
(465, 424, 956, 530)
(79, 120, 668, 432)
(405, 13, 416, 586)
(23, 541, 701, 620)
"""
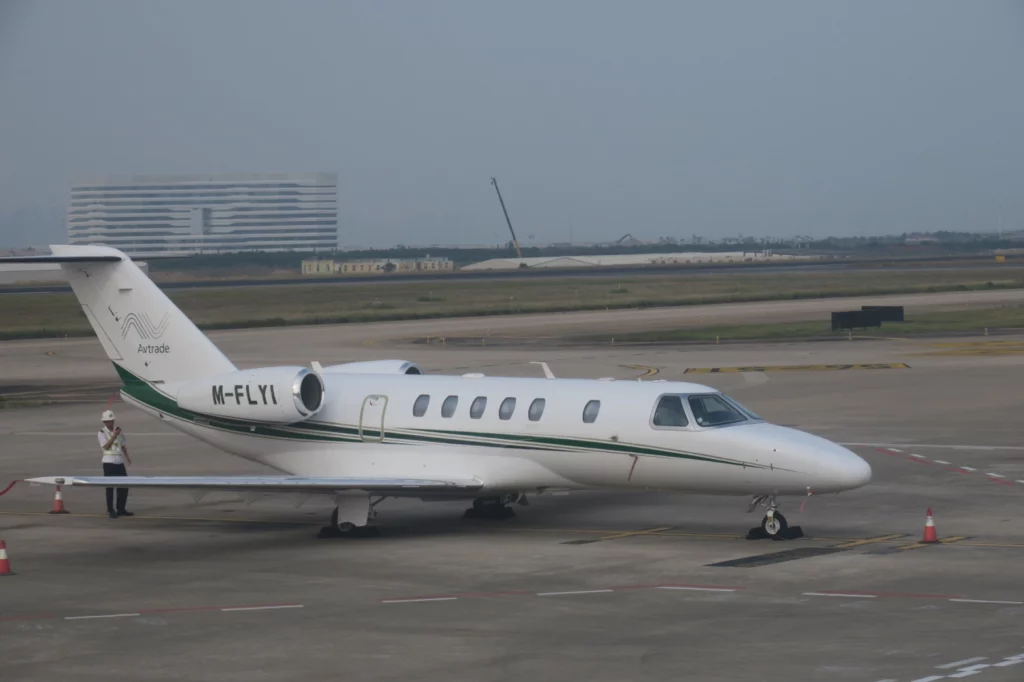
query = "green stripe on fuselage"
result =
(112, 363, 764, 468)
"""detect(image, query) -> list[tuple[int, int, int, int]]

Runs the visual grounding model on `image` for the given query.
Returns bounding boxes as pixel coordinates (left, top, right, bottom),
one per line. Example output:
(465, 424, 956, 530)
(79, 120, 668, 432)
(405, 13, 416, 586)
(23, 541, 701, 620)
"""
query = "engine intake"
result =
(176, 366, 325, 424)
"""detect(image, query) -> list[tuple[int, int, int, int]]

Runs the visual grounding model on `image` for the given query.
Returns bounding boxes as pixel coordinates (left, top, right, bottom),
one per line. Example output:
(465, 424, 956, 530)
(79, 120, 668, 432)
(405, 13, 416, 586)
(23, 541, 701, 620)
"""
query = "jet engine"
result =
(321, 360, 422, 375)
(176, 366, 325, 424)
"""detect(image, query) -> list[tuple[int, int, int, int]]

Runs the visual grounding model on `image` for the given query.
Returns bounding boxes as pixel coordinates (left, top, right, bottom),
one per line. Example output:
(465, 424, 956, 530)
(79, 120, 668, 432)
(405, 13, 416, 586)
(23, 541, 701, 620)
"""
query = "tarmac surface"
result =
(2, 303, 1023, 681)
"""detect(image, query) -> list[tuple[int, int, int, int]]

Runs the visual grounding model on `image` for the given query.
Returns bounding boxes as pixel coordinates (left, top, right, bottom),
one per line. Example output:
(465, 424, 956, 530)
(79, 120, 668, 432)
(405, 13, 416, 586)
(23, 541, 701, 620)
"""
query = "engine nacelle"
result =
(176, 366, 325, 424)
(321, 359, 422, 375)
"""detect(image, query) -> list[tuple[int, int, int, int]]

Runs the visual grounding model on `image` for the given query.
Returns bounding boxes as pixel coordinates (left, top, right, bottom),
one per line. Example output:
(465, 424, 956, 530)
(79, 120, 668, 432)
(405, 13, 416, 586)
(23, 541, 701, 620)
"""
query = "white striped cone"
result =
(0, 540, 12, 575)
(49, 485, 69, 514)
(922, 508, 939, 543)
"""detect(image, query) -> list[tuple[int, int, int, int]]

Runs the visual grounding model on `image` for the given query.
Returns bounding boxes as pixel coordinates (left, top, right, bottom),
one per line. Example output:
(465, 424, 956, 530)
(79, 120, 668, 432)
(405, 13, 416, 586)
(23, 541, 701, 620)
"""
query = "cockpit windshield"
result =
(722, 395, 761, 420)
(688, 394, 749, 427)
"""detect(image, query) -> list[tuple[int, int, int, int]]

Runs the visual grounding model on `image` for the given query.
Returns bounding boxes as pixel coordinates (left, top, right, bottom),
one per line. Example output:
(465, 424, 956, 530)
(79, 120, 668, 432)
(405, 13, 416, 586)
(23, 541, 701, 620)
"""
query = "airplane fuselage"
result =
(124, 371, 871, 498)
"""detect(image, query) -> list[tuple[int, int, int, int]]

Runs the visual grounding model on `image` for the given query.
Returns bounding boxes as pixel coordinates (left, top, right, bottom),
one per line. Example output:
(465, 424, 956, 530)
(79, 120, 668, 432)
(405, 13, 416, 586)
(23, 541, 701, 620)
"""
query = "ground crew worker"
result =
(98, 409, 133, 518)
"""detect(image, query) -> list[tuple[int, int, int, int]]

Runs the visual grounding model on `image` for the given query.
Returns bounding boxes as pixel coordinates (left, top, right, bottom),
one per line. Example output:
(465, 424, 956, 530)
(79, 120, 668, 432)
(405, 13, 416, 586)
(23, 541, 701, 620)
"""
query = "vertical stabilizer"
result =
(49, 245, 236, 383)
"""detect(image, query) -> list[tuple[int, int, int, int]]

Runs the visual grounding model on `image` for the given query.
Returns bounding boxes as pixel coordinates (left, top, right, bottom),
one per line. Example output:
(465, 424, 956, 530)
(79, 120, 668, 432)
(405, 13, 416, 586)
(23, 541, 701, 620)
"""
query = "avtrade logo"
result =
(121, 312, 170, 340)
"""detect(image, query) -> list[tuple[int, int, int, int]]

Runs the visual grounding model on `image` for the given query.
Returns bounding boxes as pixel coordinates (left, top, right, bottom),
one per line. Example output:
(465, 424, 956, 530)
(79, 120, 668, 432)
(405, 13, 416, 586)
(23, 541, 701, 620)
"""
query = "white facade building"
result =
(67, 173, 337, 256)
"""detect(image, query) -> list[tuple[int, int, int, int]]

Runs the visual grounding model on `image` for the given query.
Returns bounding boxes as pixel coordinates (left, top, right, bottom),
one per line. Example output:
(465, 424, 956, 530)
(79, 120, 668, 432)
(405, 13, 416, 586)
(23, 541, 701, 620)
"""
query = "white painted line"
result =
(910, 676, 946, 682)
(888, 448, 903, 452)
(910, 453, 928, 459)
(1017, 481, 1024, 485)
(656, 586, 737, 593)
(947, 663, 990, 678)
(933, 460, 951, 465)
(960, 466, 977, 472)
(537, 589, 614, 596)
(220, 604, 304, 612)
(381, 597, 458, 604)
(985, 473, 1005, 478)
(949, 598, 1024, 605)
(875, 679, 898, 682)
(994, 654, 1024, 667)
(65, 612, 140, 620)
(937, 657, 988, 669)
(802, 592, 877, 599)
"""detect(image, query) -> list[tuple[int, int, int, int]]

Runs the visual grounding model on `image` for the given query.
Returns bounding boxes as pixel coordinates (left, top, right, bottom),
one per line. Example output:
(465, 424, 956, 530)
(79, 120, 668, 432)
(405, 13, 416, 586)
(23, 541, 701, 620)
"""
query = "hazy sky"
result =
(2, 1, 1023, 248)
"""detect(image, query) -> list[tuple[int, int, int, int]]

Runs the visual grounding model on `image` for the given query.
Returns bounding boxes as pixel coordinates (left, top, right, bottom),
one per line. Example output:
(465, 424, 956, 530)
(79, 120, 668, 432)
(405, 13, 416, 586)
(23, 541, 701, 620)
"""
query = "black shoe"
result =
(117, 510, 134, 517)
(108, 511, 118, 519)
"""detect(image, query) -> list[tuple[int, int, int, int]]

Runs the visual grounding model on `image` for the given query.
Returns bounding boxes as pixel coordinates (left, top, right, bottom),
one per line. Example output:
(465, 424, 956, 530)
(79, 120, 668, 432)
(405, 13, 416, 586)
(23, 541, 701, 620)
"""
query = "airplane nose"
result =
(837, 452, 872, 489)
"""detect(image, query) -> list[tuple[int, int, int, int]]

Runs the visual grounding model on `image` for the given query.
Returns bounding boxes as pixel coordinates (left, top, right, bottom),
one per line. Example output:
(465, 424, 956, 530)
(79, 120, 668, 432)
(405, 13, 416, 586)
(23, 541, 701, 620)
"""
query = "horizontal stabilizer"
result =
(0, 255, 123, 263)
(26, 475, 484, 495)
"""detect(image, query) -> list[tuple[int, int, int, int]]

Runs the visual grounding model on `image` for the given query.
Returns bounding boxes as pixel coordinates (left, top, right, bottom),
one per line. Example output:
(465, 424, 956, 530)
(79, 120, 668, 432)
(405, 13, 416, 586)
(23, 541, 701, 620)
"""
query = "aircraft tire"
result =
(761, 511, 788, 538)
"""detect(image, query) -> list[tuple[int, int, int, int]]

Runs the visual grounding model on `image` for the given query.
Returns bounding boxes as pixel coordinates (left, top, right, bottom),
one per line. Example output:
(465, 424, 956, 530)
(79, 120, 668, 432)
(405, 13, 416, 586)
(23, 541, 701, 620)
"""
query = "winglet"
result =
(25, 476, 67, 486)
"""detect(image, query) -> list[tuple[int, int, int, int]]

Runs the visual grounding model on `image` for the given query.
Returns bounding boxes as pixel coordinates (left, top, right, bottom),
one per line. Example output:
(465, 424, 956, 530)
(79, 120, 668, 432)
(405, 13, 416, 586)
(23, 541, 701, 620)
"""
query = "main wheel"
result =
(761, 511, 788, 538)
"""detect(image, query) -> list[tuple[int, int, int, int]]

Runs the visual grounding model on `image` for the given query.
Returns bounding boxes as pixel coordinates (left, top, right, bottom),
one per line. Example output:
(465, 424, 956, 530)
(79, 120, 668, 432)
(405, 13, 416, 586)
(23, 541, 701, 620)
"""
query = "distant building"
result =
(463, 252, 817, 271)
(302, 256, 453, 276)
(902, 233, 940, 245)
(67, 173, 338, 256)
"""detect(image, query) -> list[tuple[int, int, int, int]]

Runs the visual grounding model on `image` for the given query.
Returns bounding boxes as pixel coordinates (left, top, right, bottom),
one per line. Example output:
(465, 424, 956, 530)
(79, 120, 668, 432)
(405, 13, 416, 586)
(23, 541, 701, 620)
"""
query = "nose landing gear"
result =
(746, 494, 804, 541)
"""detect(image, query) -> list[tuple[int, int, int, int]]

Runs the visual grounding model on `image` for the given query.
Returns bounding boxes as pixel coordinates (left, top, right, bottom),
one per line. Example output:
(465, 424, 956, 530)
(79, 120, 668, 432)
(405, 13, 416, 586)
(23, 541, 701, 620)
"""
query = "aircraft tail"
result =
(34, 245, 235, 383)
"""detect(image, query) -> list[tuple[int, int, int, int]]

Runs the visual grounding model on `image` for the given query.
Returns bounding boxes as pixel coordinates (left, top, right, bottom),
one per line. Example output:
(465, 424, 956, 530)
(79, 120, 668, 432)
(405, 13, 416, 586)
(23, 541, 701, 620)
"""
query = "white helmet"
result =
(101, 410, 115, 422)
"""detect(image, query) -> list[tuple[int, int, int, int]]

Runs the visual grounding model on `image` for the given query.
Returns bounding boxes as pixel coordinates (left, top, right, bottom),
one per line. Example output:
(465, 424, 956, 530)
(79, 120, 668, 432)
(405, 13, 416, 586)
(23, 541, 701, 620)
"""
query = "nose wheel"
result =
(761, 511, 788, 538)
(747, 495, 803, 541)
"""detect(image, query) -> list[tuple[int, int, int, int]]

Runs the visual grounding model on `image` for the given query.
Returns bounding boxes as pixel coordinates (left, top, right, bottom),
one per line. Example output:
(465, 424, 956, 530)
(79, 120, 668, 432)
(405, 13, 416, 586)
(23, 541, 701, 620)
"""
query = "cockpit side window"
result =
(688, 394, 747, 427)
(652, 395, 689, 428)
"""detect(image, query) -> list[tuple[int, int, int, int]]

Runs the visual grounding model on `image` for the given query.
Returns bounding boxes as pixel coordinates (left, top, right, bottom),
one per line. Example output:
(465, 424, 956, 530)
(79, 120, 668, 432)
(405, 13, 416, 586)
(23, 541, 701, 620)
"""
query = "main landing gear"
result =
(745, 494, 804, 541)
(463, 493, 527, 520)
(317, 493, 382, 539)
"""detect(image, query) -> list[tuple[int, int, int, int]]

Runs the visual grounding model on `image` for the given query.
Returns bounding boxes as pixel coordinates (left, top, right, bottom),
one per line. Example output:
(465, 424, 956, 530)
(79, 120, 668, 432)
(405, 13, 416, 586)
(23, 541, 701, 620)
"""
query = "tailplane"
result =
(22, 245, 235, 383)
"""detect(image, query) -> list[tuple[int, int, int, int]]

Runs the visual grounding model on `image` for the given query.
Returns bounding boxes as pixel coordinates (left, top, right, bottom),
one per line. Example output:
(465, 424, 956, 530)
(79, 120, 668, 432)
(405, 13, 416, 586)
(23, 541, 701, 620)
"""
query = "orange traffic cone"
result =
(922, 508, 939, 543)
(0, 540, 13, 576)
(48, 485, 69, 514)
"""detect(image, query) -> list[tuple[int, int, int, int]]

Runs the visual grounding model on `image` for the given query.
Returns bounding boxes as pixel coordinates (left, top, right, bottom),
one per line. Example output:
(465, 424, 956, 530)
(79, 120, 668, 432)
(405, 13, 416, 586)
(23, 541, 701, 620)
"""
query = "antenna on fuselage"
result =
(530, 361, 556, 379)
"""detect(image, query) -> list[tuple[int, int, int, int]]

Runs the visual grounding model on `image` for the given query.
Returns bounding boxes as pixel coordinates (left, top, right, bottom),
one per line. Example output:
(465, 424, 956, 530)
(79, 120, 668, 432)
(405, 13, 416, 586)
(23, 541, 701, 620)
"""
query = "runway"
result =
(1, 317, 1023, 681)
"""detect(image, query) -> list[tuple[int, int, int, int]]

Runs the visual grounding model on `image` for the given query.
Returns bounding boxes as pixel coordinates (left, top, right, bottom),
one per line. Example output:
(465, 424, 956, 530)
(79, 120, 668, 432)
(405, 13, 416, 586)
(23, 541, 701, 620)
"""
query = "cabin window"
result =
(470, 396, 488, 419)
(688, 394, 747, 427)
(499, 397, 517, 420)
(412, 394, 430, 417)
(652, 395, 689, 427)
(441, 395, 459, 418)
(582, 400, 601, 424)
(528, 398, 546, 422)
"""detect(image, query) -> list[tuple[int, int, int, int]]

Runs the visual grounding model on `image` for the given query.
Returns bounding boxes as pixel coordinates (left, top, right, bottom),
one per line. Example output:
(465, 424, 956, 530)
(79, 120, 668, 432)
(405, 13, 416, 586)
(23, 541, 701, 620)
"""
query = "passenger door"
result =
(359, 394, 388, 442)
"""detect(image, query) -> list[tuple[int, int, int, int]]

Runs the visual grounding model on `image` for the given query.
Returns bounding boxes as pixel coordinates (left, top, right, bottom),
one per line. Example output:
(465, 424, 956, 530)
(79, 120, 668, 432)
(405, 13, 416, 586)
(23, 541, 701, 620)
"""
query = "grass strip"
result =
(1, 268, 1020, 340)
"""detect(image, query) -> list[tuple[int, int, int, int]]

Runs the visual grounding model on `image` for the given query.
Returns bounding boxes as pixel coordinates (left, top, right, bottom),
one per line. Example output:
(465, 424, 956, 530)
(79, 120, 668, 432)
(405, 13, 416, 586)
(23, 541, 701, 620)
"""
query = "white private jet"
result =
(6, 246, 871, 538)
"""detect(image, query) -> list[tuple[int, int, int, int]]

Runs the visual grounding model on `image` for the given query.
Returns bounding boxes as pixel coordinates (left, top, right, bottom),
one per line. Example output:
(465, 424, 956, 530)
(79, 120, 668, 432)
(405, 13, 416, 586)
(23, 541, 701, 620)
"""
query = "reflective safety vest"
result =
(99, 427, 125, 464)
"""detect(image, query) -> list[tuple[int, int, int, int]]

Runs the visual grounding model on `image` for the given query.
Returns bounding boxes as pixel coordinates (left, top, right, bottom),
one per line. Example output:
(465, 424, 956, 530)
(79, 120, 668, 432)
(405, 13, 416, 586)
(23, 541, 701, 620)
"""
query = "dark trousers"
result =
(103, 462, 128, 512)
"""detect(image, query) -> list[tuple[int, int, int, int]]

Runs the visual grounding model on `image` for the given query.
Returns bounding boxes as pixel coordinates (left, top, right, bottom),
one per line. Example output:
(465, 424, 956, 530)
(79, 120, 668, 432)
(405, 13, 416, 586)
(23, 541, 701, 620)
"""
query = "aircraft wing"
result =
(26, 475, 484, 495)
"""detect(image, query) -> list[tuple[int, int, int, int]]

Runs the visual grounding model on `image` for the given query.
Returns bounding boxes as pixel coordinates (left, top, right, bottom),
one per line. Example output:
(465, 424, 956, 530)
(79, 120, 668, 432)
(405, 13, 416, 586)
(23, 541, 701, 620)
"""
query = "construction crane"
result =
(490, 177, 522, 258)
